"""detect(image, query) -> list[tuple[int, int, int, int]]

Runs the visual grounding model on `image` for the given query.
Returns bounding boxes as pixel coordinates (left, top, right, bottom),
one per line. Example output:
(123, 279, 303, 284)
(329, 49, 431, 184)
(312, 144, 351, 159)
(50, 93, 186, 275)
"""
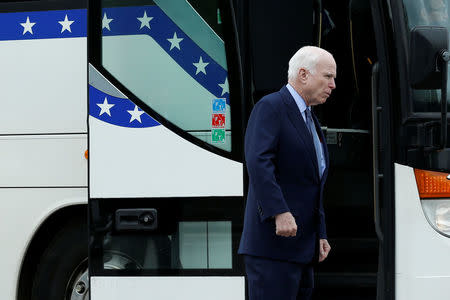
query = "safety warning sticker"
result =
(212, 114, 226, 128)
(212, 129, 226, 143)
(212, 98, 226, 114)
(212, 98, 226, 144)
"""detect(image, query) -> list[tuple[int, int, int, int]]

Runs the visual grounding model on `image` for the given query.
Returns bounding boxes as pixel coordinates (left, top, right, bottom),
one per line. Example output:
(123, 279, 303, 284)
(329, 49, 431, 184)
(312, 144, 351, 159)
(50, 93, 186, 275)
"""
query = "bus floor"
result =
(313, 287, 376, 300)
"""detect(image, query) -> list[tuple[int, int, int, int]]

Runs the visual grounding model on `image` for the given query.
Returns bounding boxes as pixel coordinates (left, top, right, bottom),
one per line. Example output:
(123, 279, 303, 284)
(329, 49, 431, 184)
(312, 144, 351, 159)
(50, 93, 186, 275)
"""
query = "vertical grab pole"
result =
(439, 49, 449, 149)
(371, 62, 383, 241)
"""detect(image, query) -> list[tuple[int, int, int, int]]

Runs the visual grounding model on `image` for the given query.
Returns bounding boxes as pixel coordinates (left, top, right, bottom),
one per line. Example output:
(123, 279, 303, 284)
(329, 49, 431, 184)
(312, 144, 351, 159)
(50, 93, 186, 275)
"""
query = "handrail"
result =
(371, 62, 384, 242)
(438, 49, 449, 149)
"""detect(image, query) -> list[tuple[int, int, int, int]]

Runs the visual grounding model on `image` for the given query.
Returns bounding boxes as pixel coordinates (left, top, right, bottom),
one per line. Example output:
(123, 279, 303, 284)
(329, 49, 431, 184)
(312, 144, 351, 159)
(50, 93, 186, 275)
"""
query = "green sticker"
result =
(212, 129, 226, 143)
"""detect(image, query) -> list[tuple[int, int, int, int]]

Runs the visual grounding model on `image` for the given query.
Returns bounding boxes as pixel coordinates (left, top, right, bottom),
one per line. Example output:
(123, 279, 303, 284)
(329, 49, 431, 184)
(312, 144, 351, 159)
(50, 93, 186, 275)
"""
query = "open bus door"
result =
(86, 0, 386, 299)
(87, 0, 247, 298)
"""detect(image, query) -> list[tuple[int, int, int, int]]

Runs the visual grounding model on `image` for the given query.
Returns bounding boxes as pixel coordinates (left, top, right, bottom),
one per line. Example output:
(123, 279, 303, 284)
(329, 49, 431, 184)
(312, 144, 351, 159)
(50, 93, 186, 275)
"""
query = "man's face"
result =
(304, 55, 337, 106)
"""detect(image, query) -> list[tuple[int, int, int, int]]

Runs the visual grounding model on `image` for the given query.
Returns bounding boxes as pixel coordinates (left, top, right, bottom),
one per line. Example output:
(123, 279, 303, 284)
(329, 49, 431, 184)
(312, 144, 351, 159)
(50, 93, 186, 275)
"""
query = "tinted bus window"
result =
(402, 0, 450, 112)
(101, 0, 232, 151)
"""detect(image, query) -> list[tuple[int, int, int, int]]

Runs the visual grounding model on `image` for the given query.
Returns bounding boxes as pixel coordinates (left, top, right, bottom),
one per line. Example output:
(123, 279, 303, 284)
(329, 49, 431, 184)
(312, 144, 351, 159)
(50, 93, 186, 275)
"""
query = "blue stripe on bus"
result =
(89, 85, 161, 128)
(0, 9, 87, 40)
(101, 6, 230, 105)
(1, 6, 230, 119)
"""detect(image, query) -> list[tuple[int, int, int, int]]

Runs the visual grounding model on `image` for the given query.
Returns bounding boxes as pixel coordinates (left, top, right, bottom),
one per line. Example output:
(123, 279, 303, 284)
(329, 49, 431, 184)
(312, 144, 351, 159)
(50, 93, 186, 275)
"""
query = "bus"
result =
(1, 0, 449, 300)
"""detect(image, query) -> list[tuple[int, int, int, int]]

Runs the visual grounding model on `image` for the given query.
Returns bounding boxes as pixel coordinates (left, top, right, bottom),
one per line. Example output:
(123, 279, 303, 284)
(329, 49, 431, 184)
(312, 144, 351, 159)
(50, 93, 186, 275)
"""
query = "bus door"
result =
(366, 0, 450, 299)
(87, 0, 246, 299)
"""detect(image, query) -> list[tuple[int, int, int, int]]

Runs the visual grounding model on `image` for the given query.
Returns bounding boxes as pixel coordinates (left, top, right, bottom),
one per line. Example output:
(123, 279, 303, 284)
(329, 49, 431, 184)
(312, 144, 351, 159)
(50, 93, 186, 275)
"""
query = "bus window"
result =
(93, 197, 242, 273)
(101, 0, 232, 151)
(102, 220, 232, 270)
(402, 0, 450, 112)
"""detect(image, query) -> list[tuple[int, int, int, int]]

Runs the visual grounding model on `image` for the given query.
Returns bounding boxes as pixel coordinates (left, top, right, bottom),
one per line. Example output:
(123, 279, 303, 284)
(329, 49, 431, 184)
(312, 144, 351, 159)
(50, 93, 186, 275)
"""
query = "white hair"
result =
(287, 46, 330, 81)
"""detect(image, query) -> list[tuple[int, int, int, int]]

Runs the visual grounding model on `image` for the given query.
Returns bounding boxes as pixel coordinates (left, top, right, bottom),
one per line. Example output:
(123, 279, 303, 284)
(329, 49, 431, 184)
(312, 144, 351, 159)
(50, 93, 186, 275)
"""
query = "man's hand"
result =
(319, 239, 331, 262)
(275, 212, 297, 237)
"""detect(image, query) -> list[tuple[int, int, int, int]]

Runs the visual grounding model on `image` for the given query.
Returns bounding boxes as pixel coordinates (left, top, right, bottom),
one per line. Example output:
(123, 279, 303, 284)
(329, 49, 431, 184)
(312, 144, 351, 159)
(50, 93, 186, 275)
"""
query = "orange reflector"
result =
(84, 150, 88, 160)
(414, 169, 450, 198)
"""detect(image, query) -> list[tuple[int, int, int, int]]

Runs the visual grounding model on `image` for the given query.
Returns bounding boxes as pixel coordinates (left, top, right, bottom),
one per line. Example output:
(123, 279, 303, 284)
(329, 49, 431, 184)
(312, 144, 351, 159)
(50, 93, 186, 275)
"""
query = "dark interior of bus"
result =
(244, 0, 378, 299)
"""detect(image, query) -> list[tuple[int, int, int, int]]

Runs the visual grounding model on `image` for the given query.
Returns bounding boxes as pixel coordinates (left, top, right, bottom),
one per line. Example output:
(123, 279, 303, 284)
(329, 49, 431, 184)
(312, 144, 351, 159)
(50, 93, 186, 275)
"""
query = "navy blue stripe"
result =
(89, 85, 160, 128)
(102, 6, 230, 105)
(0, 9, 87, 40)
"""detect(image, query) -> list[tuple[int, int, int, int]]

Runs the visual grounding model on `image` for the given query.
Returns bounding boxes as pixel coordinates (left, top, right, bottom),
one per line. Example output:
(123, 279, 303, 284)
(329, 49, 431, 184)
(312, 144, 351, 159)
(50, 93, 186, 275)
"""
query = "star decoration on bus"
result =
(128, 105, 145, 123)
(96, 6, 230, 109)
(167, 32, 183, 50)
(97, 97, 115, 116)
(59, 14, 74, 33)
(137, 11, 153, 30)
(90, 86, 160, 128)
(218, 78, 229, 96)
(102, 13, 113, 31)
(193, 56, 209, 75)
(5, 7, 229, 107)
(20, 17, 35, 35)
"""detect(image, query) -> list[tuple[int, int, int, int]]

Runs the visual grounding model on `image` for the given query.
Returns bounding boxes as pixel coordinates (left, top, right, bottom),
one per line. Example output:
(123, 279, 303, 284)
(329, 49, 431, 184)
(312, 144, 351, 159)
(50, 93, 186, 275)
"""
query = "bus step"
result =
(315, 272, 377, 288)
(318, 238, 378, 273)
(314, 286, 376, 300)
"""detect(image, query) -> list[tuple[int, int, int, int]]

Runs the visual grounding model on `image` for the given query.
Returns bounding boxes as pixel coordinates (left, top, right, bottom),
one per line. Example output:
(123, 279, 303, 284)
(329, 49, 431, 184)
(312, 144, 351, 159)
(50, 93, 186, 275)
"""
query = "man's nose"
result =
(329, 78, 336, 90)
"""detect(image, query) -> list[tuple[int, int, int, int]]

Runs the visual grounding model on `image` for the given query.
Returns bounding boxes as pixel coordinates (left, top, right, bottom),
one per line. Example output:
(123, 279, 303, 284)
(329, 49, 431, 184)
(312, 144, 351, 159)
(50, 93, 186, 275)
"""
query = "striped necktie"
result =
(305, 108, 324, 178)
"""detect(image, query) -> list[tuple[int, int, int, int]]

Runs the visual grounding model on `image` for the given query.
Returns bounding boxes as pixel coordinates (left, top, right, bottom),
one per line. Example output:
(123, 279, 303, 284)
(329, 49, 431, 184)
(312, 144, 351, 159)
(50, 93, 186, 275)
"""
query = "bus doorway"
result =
(315, 0, 378, 299)
(243, 0, 379, 299)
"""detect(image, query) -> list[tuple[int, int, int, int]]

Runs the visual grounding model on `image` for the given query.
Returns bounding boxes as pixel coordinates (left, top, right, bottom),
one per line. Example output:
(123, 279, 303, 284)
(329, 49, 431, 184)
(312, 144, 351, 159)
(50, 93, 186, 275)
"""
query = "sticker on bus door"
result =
(212, 98, 226, 143)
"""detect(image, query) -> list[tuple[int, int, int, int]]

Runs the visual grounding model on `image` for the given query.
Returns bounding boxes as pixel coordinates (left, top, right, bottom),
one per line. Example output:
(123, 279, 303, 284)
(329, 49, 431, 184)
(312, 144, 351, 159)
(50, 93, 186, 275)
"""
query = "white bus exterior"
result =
(0, 2, 88, 299)
(0, 0, 449, 300)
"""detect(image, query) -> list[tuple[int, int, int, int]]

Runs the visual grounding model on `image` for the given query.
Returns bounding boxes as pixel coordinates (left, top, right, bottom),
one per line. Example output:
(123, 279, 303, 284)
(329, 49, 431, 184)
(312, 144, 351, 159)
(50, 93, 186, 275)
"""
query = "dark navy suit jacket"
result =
(238, 86, 329, 264)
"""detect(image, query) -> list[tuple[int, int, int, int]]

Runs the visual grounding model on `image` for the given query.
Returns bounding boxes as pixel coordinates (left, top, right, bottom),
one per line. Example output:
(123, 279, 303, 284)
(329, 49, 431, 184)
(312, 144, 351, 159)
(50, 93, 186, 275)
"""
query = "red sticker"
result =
(212, 113, 226, 128)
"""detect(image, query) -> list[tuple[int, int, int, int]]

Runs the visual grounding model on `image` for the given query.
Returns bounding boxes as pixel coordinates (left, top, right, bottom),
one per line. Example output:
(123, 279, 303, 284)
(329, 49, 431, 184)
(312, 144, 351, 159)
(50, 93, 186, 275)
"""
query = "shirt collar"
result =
(286, 83, 309, 114)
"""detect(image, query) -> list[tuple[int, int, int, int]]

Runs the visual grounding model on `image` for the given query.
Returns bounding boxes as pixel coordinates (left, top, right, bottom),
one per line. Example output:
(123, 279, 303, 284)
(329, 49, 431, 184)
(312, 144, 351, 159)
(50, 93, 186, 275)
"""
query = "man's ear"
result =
(298, 68, 308, 83)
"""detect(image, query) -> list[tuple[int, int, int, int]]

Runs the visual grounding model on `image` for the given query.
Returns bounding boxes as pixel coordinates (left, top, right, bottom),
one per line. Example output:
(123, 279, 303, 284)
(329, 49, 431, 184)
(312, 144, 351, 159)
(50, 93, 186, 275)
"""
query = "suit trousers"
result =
(244, 255, 314, 300)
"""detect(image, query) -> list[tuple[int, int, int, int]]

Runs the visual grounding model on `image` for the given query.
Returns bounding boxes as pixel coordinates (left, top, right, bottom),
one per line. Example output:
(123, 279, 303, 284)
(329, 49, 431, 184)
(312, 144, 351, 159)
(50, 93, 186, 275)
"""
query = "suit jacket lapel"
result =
(279, 86, 320, 179)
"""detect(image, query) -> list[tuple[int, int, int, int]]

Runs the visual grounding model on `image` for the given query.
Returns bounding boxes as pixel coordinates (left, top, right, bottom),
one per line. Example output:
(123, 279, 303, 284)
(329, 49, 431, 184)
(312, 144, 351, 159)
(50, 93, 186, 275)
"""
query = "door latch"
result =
(115, 208, 158, 231)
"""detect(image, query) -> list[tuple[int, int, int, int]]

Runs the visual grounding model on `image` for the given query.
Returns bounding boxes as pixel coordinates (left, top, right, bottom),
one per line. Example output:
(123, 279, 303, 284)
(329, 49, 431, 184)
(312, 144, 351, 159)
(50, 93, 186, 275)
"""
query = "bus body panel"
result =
(0, 134, 87, 187)
(0, 8, 88, 297)
(89, 110, 243, 198)
(395, 163, 450, 300)
(0, 37, 87, 134)
(90, 276, 245, 300)
(0, 188, 86, 300)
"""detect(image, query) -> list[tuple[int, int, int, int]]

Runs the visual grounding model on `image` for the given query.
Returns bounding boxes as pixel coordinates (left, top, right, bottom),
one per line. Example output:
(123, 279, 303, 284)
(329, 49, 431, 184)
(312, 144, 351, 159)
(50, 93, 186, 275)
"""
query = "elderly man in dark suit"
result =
(238, 46, 336, 300)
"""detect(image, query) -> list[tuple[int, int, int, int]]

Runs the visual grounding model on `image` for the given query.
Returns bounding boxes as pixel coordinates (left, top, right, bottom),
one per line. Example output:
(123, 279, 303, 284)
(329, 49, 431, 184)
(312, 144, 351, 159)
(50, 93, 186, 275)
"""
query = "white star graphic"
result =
(218, 78, 229, 96)
(167, 32, 184, 50)
(97, 97, 115, 117)
(137, 11, 153, 29)
(128, 105, 145, 123)
(59, 14, 75, 33)
(20, 17, 36, 35)
(193, 57, 209, 75)
(102, 13, 113, 31)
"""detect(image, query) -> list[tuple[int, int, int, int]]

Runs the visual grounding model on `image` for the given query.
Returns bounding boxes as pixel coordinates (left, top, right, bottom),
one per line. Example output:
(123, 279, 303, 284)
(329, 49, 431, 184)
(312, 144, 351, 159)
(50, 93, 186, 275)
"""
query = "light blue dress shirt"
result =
(286, 84, 326, 177)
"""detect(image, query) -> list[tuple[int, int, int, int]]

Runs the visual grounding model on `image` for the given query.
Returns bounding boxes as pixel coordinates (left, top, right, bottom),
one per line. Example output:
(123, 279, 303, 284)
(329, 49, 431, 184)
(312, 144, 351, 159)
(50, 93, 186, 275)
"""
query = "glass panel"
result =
(102, 221, 232, 270)
(402, 0, 450, 112)
(100, 0, 231, 151)
(208, 221, 232, 268)
(178, 222, 208, 268)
